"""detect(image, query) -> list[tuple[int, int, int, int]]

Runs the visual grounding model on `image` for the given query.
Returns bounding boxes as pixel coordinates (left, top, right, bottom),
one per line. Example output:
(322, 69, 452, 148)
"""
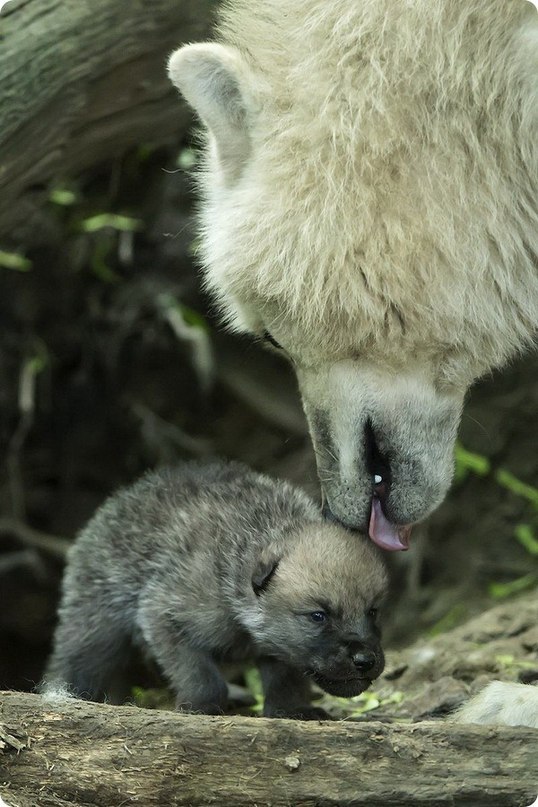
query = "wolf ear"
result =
(252, 557, 280, 596)
(168, 43, 256, 182)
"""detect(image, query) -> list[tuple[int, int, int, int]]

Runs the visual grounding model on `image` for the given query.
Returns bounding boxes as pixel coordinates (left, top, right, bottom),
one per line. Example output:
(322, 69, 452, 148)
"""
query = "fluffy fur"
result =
(454, 681, 538, 728)
(43, 461, 387, 719)
(168, 1, 538, 533)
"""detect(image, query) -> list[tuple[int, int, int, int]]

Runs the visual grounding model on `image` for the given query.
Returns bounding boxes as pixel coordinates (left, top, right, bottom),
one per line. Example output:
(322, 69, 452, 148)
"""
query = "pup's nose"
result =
(351, 649, 376, 673)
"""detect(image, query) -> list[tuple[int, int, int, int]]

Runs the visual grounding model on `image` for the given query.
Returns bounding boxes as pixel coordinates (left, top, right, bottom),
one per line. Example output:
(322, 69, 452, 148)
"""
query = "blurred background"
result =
(1, 0, 536, 696)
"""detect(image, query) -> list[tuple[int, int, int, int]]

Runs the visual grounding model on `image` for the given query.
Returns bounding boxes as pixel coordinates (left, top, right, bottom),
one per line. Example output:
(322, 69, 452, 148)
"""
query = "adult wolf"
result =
(168, 0, 537, 550)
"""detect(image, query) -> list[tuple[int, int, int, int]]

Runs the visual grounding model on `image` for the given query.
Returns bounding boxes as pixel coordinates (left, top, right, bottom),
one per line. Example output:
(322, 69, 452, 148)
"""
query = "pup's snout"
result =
(350, 648, 376, 673)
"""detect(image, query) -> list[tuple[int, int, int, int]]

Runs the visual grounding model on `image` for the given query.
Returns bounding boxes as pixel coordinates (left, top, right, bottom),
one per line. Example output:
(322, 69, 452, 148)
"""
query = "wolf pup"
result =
(43, 461, 387, 720)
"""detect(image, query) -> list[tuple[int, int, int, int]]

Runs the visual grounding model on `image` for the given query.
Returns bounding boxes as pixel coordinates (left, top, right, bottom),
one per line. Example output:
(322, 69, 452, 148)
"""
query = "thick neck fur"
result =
(200, 0, 538, 384)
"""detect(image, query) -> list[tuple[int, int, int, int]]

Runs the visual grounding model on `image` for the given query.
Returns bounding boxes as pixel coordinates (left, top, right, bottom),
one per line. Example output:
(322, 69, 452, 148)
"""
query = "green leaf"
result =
(90, 240, 121, 284)
(131, 686, 174, 709)
(488, 573, 537, 600)
(0, 250, 32, 271)
(495, 655, 538, 672)
(49, 188, 78, 206)
(157, 292, 214, 392)
(428, 603, 468, 637)
(157, 294, 209, 332)
(18, 346, 50, 413)
(80, 213, 143, 233)
(495, 469, 538, 509)
(345, 689, 404, 717)
(495, 654, 515, 667)
(181, 305, 210, 332)
(26, 353, 48, 375)
(514, 524, 538, 556)
(243, 667, 263, 703)
(453, 442, 490, 483)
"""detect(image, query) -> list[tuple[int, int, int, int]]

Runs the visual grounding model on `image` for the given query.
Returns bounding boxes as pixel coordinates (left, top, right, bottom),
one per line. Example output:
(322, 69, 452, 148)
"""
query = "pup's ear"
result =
(252, 557, 280, 596)
(168, 43, 257, 182)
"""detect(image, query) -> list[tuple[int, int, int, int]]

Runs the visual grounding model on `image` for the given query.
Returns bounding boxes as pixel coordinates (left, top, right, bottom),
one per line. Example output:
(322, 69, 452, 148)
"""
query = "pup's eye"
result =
(262, 330, 283, 350)
(368, 607, 378, 619)
(310, 611, 327, 623)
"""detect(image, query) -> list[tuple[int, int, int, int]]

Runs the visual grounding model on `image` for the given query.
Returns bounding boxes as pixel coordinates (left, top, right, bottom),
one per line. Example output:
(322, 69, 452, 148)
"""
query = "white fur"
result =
(168, 2, 538, 529)
(455, 681, 538, 729)
(168, 43, 262, 184)
(171, 0, 538, 380)
(39, 681, 75, 705)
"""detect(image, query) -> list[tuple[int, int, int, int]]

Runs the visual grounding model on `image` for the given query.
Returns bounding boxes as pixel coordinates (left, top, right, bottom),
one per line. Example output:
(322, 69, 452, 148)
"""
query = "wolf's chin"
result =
(309, 670, 372, 698)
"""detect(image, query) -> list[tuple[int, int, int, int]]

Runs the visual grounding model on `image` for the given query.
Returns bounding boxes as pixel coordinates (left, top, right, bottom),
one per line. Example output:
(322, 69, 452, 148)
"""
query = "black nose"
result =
(351, 649, 376, 673)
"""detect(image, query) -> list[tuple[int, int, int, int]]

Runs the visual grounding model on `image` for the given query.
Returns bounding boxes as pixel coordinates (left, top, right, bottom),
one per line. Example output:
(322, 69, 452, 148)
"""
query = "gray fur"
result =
(43, 461, 387, 720)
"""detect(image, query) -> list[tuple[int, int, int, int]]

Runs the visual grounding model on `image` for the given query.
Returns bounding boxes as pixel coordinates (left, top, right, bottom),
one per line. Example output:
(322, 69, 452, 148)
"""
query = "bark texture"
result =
(0, 0, 217, 237)
(1, 691, 537, 807)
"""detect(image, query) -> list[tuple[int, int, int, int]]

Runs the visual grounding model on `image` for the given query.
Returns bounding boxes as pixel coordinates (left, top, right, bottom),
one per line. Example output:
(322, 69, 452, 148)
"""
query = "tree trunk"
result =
(1, 691, 537, 807)
(0, 0, 217, 238)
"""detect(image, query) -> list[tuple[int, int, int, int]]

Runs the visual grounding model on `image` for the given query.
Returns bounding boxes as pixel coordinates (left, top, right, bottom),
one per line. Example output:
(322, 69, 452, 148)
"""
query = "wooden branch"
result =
(0, 0, 218, 237)
(0, 518, 70, 559)
(1, 691, 537, 806)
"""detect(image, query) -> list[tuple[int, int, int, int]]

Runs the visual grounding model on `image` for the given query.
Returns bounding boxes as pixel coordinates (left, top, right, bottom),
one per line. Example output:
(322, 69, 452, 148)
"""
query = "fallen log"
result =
(0, 691, 537, 807)
(0, 0, 217, 238)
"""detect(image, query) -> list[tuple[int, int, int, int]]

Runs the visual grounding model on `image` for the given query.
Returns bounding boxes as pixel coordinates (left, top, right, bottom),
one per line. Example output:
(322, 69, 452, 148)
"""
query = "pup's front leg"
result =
(169, 643, 228, 714)
(138, 605, 228, 714)
(259, 657, 331, 720)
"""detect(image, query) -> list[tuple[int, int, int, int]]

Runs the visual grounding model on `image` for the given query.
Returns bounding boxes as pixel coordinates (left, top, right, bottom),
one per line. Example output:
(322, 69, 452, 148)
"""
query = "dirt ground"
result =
(0, 144, 536, 703)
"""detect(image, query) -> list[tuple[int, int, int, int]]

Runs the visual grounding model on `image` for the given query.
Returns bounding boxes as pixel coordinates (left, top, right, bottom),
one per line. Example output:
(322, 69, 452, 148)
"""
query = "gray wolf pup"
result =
(43, 461, 387, 719)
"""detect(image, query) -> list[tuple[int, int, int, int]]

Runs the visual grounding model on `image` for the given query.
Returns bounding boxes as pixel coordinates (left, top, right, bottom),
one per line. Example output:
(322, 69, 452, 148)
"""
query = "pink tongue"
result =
(369, 498, 411, 552)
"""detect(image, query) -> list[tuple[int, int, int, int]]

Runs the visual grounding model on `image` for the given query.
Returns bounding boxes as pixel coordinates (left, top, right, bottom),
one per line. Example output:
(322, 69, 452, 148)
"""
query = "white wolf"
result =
(168, 1, 538, 724)
(168, 0, 537, 551)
